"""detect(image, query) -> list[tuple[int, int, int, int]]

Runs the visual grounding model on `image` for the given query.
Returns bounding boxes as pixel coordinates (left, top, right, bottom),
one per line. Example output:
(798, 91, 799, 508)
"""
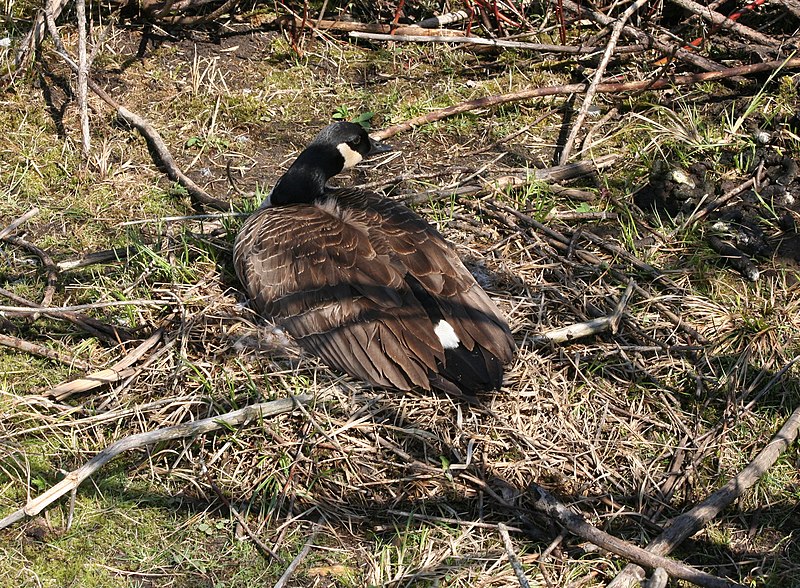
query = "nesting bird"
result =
(234, 122, 514, 395)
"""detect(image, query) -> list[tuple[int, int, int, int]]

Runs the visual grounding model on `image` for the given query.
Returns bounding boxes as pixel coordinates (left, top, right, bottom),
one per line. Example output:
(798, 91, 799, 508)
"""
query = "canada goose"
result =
(234, 122, 514, 395)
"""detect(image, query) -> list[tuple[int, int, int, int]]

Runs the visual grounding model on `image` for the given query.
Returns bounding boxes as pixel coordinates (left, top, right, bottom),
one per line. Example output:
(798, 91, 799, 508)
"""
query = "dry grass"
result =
(1, 13, 800, 588)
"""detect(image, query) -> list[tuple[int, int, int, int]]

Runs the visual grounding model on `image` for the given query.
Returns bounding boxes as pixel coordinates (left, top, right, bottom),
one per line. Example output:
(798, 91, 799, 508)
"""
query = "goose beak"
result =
(368, 136, 392, 156)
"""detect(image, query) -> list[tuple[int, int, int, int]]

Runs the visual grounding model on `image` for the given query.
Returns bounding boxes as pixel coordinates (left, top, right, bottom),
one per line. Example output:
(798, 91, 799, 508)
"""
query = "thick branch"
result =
(373, 58, 800, 140)
(607, 402, 800, 588)
(0, 394, 311, 530)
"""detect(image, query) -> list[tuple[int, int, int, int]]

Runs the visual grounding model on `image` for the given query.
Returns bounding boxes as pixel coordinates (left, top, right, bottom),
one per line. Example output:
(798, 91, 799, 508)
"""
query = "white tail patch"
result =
(434, 320, 460, 349)
(337, 143, 363, 169)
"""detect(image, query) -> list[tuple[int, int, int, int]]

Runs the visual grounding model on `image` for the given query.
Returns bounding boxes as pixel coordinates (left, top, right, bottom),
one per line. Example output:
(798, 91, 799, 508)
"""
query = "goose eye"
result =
(350, 136, 362, 147)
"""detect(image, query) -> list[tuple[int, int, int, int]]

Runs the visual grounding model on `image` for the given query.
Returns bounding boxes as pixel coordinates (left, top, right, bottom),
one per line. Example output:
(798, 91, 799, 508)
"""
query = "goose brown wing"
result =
(350, 193, 515, 367)
(233, 202, 447, 391)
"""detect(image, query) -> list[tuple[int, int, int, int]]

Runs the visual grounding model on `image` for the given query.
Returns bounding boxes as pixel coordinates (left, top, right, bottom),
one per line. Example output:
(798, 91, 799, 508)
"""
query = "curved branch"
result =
(0, 394, 311, 530)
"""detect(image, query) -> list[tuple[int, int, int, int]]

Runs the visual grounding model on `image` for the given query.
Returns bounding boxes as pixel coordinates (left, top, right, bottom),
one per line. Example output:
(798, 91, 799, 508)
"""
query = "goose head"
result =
(265, 122, 389, 207)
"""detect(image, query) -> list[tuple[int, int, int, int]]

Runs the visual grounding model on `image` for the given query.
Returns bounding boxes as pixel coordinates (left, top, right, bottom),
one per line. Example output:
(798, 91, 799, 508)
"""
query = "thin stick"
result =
(75, 0, 90, 156)
(559, 0, 649, 165)
(607, 401, 800, 588)
(0, 207, 39, 240)
(2, 235, 58, 308)
(42, 13, 230, 213)
(0, 394, 311, 530)
(0, 299, 172, 314)
(349, 31, 645, 54)
(273, 518, 321, 588)
(0, 333, 92, 370)
(498, 523, 532, 588)
(667, 0, 779, 48)
(558, 0, 729, 73)
(372, 58, 800, 140)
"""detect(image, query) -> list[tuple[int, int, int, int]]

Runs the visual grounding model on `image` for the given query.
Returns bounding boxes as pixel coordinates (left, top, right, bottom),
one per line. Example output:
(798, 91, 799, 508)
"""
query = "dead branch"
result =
(75, 0, 90, 156)
(498, 522, 532, 588)
(287, 16, 465, 36)
(529, 484, 745, 588)
(0, 333, 92, 370)
(558, 0, 649, 165)
(557, 0, 729, 73)
(0, 286, 129, 344)
(43, 11, 231, 213)
(3, 235, 59, 308)
(349, 31, 645, 54)
(532, 279, 635, 344)
(0, 394, 311, 531)
(607, 402, 800, 588)
(372, 57, 800, 141)
(668, 0, 781, 48)
(0, 207, 39, 240)
(44, 330, 162, 400)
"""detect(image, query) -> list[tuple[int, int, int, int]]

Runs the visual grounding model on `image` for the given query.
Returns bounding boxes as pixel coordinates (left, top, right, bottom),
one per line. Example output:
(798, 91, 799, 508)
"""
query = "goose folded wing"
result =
(234, 205, 446, 390)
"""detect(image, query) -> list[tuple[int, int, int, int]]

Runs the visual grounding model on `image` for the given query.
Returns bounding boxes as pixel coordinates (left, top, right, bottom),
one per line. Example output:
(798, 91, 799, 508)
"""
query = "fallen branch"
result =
(529, 484, 745, 588)
(558, 0, 649, 164)
(0, 207, 39, 240)
(607, 401, 800, 588)
(667, 0, 780, 48)
(0, 394, 312, 531)
(43, 10, 230, 213)
(286, 16, 465, 36)
(0, 333, 92, 370)
(349, 31, 645, 54)
(558, 0, 729, 73)
(372, 57, 800, 140)
(532, 279, 635, 344)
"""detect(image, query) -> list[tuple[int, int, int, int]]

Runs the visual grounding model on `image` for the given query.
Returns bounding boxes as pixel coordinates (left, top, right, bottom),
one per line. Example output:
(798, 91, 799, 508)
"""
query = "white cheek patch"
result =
(337, 143, 364, 169)
(434, 320, 461, 349)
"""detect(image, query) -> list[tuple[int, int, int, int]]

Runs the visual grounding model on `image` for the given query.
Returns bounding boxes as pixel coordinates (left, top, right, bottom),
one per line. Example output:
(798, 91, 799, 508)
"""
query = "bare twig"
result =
(558, 0, 729, 72)
(667, 0, 780, 48)
(372, 58, 800, 140)
(0, 394, 311, 530)
(3, 235, 59, 308)
(498, 523, 532, 588)
(76, 0, 90, 156)
(559, 0, 649, 164)
(0, 207, 39, 240)
(532, 279, 635, 344)
(349, 31, 645, 54)
(43, 12, 230, 213)
(529, 484, 745, 588)
(273, 518, 322, 588)
(0, 333, 92, 370)
(285, 16, 465, 36)
(607, 401, 800, 588)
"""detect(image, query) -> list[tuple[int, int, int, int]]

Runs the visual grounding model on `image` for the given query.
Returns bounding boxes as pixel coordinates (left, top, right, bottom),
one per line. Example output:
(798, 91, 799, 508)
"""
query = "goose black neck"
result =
(267, 144, 346, 206)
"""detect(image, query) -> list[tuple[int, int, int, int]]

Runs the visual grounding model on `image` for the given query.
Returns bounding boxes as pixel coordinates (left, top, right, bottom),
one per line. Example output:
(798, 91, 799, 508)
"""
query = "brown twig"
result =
(529, 484, 745, 588)
(0, 207, 39, 240)
(3, 235, 59, 308)
(372, 58, 800, 140)
(288, 16, 466, 36)
(557, 0, 729, 73)
(558, 0, 649, 165)
(0, 287, 128, 344)
(0, 394, 311, 531)
(349, 31, 645, 54)
(667, 0, 780, 48)
(0, 333, 92, 370)
(607, 401, 800, 588)
(43, 11, 230, 213)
